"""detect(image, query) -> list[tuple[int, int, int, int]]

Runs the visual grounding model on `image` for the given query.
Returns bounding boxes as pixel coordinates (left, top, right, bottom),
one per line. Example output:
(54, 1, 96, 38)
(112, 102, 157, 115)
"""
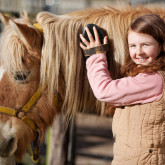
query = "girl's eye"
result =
(129, 45, 135, 48)
(143, 44, 149, 46)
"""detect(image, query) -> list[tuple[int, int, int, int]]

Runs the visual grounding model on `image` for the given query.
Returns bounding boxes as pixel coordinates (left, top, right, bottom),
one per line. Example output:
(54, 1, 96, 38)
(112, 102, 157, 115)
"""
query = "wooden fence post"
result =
(46, 114, 67, 165)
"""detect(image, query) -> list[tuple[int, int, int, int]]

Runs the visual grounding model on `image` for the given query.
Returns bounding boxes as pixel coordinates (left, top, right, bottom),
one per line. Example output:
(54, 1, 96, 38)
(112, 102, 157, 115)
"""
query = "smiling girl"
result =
(80, 14, 165, 164)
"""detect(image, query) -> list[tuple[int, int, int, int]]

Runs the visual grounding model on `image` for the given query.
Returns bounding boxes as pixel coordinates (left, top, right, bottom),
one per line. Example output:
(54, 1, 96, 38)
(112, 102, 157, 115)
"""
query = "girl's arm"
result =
(86, 53, 163, 106)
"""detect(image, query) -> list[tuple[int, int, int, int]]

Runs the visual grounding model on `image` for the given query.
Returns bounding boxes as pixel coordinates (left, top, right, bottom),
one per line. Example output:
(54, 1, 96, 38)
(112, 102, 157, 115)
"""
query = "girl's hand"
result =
(80, 26, 108, 50)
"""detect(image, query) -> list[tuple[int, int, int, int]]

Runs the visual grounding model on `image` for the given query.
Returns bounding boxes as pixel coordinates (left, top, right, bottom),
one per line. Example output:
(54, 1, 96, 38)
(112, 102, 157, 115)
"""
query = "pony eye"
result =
(14, 71, 30, 81)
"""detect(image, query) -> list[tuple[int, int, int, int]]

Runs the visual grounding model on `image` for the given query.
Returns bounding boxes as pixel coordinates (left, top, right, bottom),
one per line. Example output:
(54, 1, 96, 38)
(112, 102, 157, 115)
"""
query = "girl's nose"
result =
(136, 46, 143, 55)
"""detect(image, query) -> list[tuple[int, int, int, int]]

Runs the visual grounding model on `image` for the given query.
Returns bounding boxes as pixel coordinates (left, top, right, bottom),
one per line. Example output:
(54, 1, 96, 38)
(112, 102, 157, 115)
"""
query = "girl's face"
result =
(128, 30, 162, 65)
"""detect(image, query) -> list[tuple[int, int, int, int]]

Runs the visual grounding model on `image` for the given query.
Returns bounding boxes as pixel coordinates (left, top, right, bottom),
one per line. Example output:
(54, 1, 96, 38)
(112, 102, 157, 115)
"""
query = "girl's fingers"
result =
(104, 36, 108, 44)
(93, 27, 100, 44)
(80, 34, 89, 46)
(85, 27, 94, 42)
(80, 42, 88, 50)
(80, 28, 109, 51)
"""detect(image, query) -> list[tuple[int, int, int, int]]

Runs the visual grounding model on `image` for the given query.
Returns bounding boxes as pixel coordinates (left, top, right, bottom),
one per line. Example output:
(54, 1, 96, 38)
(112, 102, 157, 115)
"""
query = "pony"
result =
(0, 13, 61, 164)
(0, 4, 165, 165)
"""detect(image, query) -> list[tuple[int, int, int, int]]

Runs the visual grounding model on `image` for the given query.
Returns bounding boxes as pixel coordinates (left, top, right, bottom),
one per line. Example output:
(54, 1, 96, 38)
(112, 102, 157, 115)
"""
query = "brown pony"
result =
(0, 13, 59, 164)
(0, 4, 165, 164)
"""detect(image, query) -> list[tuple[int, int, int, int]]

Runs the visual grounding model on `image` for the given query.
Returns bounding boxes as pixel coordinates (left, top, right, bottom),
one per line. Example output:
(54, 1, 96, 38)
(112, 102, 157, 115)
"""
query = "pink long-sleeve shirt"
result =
(86, 53, 163, 106)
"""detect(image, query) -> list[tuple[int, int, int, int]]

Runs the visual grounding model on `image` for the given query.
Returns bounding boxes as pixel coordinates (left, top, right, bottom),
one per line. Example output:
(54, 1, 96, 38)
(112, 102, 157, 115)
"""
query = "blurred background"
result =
(0, 0, 165, 15)
(0, 0, 165, 165)
(0, 0, 129, 15)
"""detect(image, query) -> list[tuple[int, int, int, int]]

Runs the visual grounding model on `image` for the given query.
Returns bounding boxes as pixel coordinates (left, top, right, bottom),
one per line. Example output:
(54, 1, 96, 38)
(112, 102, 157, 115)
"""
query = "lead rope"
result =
(28, 132, 40, 163)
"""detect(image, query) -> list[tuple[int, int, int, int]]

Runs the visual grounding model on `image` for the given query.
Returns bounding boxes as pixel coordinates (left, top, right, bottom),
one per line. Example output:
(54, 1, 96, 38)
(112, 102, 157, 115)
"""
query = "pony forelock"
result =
(0, 16, 42, 77)
(0, 27, 26, 75)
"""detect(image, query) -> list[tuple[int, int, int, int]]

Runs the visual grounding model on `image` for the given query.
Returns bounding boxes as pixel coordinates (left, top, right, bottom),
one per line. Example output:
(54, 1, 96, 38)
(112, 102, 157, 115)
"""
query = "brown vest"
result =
(112, 71, 165, 165)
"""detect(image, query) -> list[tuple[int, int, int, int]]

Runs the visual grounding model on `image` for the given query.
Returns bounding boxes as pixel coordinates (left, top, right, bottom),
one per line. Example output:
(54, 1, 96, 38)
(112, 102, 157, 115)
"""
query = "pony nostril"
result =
(7, 137, 15, 147)
(0, 136, 15, 158)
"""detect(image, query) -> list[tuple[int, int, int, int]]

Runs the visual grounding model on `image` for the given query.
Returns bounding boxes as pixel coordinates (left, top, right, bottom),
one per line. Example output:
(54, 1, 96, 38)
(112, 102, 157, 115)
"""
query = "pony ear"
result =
(0, 13, 10, 26)
(20, 11, 30, 23)
(9, 20, 32, 47)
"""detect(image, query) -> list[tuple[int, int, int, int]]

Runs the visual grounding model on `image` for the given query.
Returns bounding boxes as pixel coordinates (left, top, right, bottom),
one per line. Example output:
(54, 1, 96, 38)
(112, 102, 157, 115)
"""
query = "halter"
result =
(33, 23, 43, 34)
(0, 84, 47, 163)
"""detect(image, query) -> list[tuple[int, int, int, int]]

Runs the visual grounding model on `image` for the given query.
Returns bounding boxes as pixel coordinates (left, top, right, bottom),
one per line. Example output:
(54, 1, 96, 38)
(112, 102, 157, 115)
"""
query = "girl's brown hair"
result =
(121, 14, 165, 77)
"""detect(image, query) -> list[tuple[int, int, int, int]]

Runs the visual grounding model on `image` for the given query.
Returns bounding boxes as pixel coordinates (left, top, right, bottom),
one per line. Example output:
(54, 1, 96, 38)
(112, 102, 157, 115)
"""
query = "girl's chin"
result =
(136, 62, 149, 66)
(135, 60, 151, 66)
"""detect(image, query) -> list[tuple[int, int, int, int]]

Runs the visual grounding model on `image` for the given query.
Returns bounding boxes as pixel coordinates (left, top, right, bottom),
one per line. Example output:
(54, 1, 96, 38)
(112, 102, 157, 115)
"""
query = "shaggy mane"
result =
(36, 5, 165, 117)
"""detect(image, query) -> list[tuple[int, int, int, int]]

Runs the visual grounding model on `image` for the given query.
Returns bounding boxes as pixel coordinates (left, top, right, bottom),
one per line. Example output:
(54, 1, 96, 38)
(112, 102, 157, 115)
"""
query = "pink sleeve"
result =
(86, 53, 163, 106)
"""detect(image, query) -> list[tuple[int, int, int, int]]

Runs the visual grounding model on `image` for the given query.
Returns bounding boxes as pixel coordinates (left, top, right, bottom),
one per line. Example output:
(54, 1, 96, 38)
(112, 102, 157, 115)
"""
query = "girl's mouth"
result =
(138, 57, 148, 63)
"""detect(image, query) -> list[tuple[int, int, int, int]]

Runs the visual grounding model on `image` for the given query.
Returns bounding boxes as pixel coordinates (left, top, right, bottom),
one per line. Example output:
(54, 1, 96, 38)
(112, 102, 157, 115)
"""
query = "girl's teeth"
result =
(138, 58, 148, 63)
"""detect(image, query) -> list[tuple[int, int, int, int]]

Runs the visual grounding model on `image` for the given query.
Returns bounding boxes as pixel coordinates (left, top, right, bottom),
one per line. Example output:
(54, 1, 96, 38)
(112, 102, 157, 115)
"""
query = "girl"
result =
(80, 14, 165, 165)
